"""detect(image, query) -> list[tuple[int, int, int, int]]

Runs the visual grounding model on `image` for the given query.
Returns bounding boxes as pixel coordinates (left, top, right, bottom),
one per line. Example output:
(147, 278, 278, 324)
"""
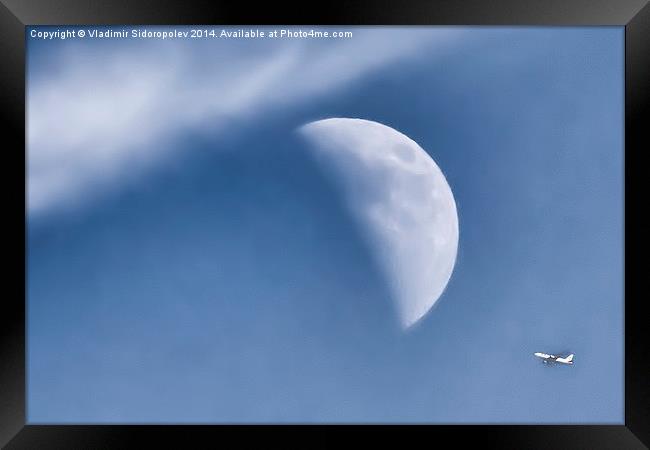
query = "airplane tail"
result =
(565, 354, 574, 363)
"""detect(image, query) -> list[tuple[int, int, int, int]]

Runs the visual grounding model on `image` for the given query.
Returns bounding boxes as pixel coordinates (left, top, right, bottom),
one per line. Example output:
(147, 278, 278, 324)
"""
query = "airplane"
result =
(534, 352, 574, 365)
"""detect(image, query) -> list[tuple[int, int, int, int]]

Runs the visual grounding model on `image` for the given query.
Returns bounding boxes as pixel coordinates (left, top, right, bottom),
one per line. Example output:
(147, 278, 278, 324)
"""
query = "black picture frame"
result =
(1, 1, 647, 447)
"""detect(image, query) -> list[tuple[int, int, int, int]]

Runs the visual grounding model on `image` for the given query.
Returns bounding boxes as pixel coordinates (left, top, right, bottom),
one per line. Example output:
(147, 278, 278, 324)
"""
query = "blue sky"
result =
(27, 26, 623, 423)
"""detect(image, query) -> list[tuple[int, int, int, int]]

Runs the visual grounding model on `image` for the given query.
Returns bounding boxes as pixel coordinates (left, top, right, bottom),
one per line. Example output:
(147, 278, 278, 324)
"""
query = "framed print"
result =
(1, 0, 647, 447)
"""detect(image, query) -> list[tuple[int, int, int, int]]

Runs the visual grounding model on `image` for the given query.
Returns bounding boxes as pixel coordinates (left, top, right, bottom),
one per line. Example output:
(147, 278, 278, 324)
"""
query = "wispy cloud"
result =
(28, 27, 463, 215)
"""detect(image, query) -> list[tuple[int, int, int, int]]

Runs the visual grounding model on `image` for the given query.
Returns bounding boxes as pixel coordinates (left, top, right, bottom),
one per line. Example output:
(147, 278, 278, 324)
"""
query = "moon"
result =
(298, 118, 459, 329)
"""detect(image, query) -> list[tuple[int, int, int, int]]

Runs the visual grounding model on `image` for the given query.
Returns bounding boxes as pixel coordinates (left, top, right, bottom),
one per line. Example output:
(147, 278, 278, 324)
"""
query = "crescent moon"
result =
(298, 118, 459, 329)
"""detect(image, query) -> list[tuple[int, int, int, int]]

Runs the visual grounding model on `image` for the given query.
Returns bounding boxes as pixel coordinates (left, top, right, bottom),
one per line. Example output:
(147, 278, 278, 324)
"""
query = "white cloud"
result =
(28, 27, 463, 215)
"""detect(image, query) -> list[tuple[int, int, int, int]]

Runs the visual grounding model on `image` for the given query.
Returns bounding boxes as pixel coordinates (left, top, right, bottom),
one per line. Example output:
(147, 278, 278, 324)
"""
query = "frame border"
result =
(1, 0, 647, 447)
